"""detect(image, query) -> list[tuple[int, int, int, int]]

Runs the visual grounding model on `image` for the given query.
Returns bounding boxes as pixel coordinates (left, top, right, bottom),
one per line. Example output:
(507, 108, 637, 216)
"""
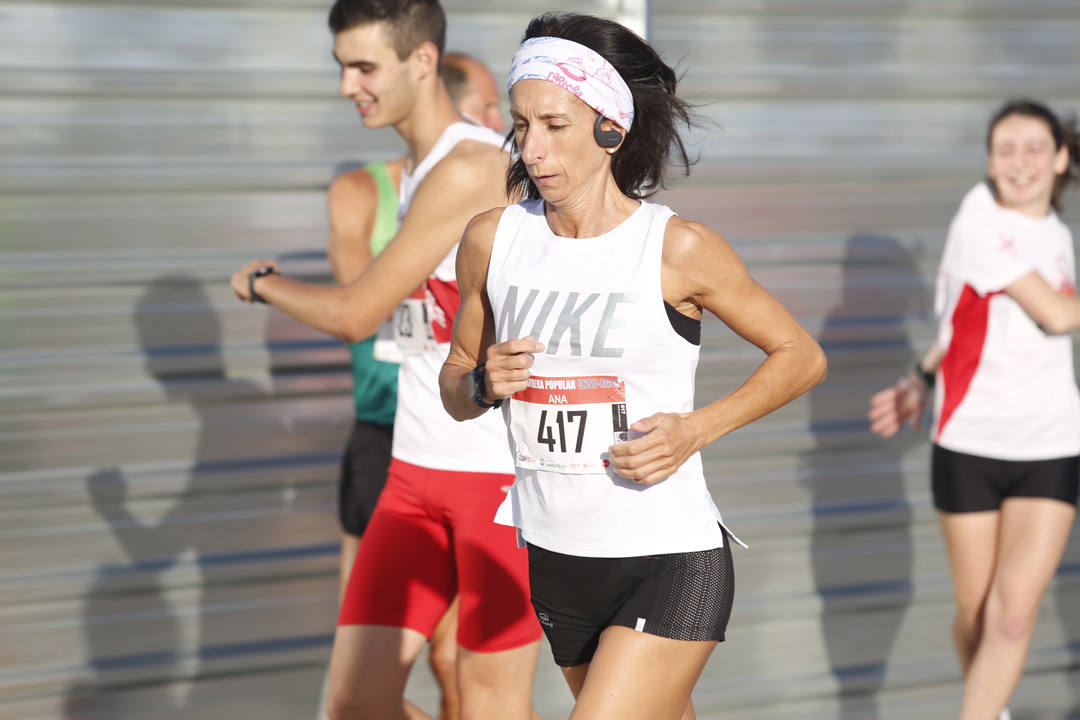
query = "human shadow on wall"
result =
(800, 234, 924, 719)
(65, 276, 285, 718)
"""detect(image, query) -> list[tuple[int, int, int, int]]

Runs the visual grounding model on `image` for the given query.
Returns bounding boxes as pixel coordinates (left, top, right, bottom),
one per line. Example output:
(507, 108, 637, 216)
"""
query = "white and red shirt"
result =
(932, 182, 1080, 460)
(390, 122, 515, 474)
(489, 199, 738, 557)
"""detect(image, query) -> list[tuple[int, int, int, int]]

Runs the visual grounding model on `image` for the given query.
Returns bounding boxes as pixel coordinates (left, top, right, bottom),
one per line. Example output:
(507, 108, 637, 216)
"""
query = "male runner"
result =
(321, 48, 508, 720)
(231, 2, 538, 718)
(442, 51, 505, 133)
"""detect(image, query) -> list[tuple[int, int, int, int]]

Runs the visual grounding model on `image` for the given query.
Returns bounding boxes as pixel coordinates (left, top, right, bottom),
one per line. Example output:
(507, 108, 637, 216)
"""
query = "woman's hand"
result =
(868, 374, 930, 438)
(607, 412, 704, 485)
(484, 336, 544, 401)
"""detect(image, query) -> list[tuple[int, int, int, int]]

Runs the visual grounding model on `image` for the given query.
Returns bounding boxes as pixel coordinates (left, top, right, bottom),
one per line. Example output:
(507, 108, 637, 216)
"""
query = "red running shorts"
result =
(338, 458, 541, 652)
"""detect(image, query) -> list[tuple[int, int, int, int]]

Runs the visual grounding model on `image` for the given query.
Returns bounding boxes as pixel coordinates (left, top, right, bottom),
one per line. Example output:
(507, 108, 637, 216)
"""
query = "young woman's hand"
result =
(868, 374, 930, 438)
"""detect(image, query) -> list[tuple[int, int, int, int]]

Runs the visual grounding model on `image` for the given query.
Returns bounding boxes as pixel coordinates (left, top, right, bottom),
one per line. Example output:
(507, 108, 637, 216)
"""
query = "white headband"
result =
(507, 36, 634, 130)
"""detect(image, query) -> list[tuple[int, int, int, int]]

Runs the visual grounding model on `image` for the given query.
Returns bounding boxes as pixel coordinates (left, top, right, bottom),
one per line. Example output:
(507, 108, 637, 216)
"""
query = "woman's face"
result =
(509, 79, 617, 204)
(987, 113, 1069, 216)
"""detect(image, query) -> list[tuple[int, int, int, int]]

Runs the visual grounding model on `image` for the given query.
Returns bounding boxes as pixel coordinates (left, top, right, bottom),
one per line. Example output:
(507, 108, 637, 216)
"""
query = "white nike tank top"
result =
(390, 122, 514, 474)
(489, 199, 734, 557)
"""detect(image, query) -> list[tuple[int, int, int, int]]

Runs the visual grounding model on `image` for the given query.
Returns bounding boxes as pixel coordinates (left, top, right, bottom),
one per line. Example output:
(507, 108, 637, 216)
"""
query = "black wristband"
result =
(470, 363, 503, 409)
(249, 265, 278, 304)
(913, 361, 935, 390)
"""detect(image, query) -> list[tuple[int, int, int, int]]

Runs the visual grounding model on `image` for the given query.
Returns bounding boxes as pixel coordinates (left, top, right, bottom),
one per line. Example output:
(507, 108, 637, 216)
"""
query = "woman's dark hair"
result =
(986, 99, 1080, 213)
(506, 13, 693, 201)
(328, 0, 445, 60)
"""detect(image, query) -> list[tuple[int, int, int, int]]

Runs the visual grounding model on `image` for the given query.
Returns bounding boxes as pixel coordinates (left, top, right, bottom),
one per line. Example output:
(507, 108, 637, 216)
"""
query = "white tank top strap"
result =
(487, 201, 533, 301)
(389, 120, 515, 476)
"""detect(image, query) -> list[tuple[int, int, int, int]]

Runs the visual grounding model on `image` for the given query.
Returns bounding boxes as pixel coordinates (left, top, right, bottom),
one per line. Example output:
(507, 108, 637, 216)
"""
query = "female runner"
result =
(439, 13, 826, 720)
(869, 99, 1080, 719)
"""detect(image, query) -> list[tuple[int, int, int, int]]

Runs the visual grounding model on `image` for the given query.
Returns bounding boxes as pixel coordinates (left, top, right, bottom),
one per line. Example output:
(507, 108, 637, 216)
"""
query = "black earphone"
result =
(593, 115, 623, 148)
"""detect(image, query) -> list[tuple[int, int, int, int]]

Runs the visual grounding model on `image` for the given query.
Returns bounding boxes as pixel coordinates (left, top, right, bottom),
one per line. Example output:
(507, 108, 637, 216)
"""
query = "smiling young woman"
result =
(869, 99, 1080, 720)
(440, 13, 826, 720)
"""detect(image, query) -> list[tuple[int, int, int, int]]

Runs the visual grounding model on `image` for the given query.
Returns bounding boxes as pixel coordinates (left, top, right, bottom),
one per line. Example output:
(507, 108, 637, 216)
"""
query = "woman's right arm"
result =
(869, 266, 1080, 439)
(439, 209, 544, 421)
(1005, 270, 1080, 334)
(868, 342, 942, 438)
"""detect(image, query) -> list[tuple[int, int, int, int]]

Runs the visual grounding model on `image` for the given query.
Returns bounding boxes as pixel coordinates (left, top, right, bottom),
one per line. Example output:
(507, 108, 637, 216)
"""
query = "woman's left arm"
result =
(608, 218, 827, 484)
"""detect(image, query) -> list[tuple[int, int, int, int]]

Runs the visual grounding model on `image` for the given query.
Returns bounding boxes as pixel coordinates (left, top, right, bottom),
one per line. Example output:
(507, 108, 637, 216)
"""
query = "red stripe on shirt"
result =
(426, 277, 460, 344)
(936, 283, 1001, 441)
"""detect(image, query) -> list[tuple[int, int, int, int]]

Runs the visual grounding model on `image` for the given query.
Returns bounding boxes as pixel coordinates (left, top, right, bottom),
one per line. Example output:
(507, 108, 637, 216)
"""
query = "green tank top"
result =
(347, 162, 399, 425)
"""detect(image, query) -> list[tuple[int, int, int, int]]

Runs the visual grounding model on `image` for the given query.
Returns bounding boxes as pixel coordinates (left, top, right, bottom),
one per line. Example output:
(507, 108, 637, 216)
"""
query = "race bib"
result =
(510, 374, 629, 474)
(373, 316, 404, 363)
(393, 290, 438, 356)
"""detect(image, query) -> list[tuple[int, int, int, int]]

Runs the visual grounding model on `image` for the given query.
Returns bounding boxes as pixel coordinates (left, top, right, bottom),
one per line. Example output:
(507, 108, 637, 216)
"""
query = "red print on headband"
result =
(556, 62, 588, 82)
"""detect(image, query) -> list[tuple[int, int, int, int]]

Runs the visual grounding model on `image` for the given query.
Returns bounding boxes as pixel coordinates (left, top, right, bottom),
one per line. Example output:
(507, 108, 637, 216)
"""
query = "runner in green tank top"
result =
(347, 161, 399, 428)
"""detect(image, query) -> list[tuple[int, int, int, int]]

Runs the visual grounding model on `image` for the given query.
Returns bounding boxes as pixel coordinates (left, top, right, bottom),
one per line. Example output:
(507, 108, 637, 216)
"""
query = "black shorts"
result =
(932, 444, 1080, 513)
(526, 532, 735, 667)
(338, 420, 393, 536)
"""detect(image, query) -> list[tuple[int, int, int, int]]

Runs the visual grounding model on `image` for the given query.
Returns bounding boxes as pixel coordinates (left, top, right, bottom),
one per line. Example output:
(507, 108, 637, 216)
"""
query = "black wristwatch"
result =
(249, 265, 278, 304)
(913, 361, 935, 390)
(468, 363, 502, 409)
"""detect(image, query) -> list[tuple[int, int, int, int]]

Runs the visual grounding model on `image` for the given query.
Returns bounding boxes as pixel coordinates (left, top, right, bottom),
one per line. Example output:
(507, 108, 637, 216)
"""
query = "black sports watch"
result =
(468, 362, 502, 409)
(249, 265, 278, 304)
(912, 360, 935, 390)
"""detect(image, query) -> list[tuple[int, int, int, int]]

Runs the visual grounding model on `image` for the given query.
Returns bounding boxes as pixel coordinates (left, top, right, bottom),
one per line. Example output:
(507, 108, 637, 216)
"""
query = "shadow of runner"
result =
(64, 276, 291, 718)
(801, 234, 924, 719)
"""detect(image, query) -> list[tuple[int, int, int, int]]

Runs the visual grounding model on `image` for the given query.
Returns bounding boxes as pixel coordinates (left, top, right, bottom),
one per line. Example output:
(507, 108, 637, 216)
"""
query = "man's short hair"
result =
(328, 0, 446, 60)
(440, 51, 472, 104)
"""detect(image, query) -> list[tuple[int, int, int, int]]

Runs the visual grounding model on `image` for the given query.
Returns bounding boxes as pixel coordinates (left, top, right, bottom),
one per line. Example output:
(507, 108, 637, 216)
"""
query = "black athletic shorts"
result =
(932, 444, 1080, 513)
(338, 420, 393, 536)
(527, 529, 735, 667)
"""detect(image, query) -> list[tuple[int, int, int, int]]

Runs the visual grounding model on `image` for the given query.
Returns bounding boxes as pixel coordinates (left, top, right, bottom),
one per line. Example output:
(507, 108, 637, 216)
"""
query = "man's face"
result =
(334, 22, 419, 129)
(457, 61, 505, 133)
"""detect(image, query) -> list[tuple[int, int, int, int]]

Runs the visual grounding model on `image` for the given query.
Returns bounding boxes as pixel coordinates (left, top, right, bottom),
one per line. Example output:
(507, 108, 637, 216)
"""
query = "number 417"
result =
(536, 410, 587, 453)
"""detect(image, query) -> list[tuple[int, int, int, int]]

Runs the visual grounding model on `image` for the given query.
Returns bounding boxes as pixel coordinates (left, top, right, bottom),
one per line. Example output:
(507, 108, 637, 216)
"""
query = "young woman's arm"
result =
(607, 217, 827, 485)
(869, 266, 1080, 439)
(1006, 270, 1080, 334)
(868, 342, 942, 438)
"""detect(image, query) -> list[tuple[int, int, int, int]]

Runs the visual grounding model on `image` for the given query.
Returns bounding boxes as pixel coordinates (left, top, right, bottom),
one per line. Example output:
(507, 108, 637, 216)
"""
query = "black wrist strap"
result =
(913, 361, 935, 390)
(249, 266, 278, 304)
(472, 363, 503, 409)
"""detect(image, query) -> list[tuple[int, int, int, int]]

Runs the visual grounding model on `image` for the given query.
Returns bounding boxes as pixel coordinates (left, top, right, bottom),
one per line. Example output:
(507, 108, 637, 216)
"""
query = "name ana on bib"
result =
(510, 374, 629, 473)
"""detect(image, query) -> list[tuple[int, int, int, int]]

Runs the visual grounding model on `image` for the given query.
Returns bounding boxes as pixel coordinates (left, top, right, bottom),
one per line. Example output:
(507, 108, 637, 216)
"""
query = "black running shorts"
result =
(932, 444, 1080, 513)
(338, 420, 394, 536)
(527, 530, 735, 667)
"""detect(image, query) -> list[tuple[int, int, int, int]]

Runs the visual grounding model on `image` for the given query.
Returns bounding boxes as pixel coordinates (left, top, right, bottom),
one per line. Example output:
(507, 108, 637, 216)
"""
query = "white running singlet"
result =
(489, 199, 739, 557)
(390, 122, 514, 474)
(932, 182, 1080, 460)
